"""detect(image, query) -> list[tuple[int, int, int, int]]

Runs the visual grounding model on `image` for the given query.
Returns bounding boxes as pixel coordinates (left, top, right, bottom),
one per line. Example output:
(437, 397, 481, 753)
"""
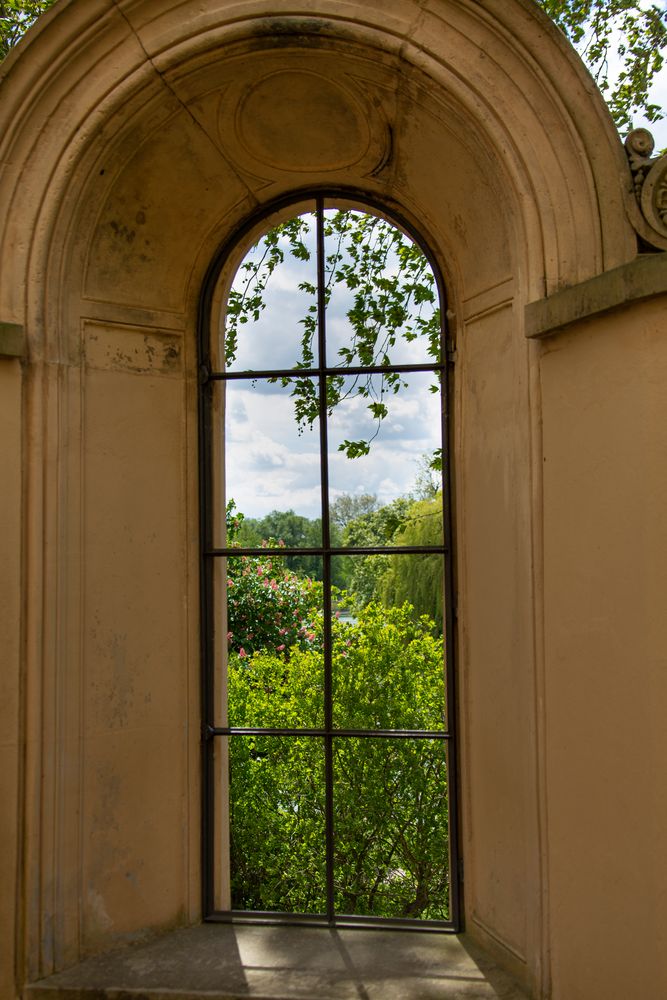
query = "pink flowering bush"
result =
(226, 548, 322, 657)
(224, 499, 321, 657)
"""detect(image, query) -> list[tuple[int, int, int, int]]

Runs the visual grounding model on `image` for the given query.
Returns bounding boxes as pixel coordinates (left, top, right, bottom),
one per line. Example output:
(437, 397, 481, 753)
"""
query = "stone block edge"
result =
(525, 253, 667, 339)
(0, 322, 25, 358)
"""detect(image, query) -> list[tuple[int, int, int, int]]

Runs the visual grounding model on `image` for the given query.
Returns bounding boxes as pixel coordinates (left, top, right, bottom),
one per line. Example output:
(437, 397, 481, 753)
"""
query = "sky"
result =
(221, 212, 443, 522)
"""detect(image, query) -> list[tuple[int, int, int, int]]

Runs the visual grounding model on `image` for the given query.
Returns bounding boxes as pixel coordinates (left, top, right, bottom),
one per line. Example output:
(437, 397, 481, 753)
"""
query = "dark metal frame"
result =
(198, 191, 461, 932)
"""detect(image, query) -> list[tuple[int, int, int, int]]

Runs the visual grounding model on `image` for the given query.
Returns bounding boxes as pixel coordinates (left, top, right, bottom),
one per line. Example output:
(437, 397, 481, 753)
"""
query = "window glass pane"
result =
(222, 212, 318, 373)
(323, 208, 440, 369)
(331, 554, 446, 731)
(211, 735, 231, 911)
(229, 735, 327, 914)
(212, 377, 322, 548)
(226, 555, 324, 729)
(333, 737, 450, 920)
(327, 372, 444, 540)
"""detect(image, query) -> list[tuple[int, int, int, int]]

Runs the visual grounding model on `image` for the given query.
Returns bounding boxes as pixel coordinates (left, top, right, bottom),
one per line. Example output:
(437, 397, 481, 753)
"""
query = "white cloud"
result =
(223, 370, 441, 520)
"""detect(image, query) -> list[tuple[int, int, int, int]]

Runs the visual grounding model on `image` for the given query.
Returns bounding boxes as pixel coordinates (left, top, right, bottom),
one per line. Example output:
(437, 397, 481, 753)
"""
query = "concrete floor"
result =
(25, 923, 531, 999)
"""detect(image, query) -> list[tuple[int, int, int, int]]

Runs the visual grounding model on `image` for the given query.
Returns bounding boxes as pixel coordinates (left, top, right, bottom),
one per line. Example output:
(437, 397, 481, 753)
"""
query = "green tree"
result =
(542, 0, 666, 130)
(380, 494, 445, 630)
(235, 507, 347, 585)
(330, 492, 378, 530)
(228, 601, 450, 918)
(340, 495, 413, 606)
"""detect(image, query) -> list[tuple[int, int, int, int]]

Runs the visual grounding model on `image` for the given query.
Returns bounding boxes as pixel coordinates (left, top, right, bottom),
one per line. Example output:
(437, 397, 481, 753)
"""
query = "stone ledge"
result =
(0, 321, 25, 358)
(23, 924, 530, 1000)
(525, 253, 667, 339)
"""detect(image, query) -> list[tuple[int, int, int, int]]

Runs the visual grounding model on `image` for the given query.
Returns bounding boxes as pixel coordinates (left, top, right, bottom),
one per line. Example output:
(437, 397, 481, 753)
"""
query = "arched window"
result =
(198, 195, 460, 930)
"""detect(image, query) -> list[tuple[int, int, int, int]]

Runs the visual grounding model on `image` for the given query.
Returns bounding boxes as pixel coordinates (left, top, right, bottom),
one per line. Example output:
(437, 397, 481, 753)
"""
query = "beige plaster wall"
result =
(457, 298, 540, 984)
(0, 360, 22, 1000)
(540, 293, 667, 999)
(80, 325, 192, 950)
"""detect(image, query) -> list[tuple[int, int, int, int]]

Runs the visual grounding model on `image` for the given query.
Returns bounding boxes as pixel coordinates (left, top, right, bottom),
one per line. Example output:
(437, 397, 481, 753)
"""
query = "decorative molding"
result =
(217, 52, 391, 183)
(0, 322, 25, 358)
(625, 129, 667, 244)
(83, 321, 183, 375)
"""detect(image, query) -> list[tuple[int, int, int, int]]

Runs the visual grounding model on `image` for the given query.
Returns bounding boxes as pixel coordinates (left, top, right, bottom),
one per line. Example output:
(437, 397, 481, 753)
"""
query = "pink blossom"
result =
(276, 644, 285, 652)
(239, 647, 247, 658)
(227, 631, 233, 640)
(227, 578, 234, 587)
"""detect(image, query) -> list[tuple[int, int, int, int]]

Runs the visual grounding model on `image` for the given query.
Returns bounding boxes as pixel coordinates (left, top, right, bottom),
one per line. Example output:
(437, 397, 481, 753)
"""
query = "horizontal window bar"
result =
(323, 913, 456, 932)
(205, 362, 445, 381)
(207, 726, 451, 739)
(205, 545, 449, 558)
(205, 910, 456, 933)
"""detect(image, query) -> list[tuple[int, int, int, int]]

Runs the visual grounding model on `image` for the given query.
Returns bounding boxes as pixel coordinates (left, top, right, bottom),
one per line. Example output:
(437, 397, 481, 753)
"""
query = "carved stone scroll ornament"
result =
(625, 128, 667, 241)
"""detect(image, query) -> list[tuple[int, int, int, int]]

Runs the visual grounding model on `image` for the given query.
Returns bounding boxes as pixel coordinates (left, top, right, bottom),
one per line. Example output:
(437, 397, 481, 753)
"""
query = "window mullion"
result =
(316, 198, 336, 924)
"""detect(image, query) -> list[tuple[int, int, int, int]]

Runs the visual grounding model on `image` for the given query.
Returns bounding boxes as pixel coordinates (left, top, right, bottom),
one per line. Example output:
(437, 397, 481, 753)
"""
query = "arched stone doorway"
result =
(2, 2, 665, 998)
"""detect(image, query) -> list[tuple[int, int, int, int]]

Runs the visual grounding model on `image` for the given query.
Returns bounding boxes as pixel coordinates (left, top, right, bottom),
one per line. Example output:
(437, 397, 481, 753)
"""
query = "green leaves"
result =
(228, 601, 450, 918)
(225, 208, 442, 462)
(337, 438, 370, 459)
(0, 0, 55, 59)
(537, 0, 667, 130)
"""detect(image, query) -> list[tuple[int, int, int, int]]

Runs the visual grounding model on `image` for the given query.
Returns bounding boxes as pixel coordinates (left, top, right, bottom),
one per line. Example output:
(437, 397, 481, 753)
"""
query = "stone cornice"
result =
(525, 253, 667, 339)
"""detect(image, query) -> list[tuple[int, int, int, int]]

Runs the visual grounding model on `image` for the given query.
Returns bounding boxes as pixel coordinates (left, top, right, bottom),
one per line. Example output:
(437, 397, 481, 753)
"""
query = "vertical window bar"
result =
(438, 294, 462, 929)
(198, 317, 215, 917)
(316, 198, 336, 923)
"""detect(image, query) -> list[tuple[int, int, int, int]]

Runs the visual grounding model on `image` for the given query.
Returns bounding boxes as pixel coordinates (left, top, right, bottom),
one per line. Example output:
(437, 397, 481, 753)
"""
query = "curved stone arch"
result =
(0, 1, 650, 995)
(0, 0, 641, 348)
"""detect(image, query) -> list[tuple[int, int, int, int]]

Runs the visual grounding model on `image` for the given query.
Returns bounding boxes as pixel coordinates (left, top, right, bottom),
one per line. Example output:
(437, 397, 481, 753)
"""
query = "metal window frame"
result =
(197, 190, 461, 932)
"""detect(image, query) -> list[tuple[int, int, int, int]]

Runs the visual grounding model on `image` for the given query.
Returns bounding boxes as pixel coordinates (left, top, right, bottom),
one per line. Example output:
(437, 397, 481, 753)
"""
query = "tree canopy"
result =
(228, 601, 450, 917)
(2, 1, 665, 131)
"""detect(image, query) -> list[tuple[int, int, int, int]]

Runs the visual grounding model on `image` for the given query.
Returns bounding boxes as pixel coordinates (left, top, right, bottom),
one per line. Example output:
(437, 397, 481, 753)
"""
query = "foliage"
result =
(224, 500, 322, 657)
(413, 453, 442, 500)
(227, 209, 442, 463)
(235, 507, 346, 586)
(330, 492, 378, 529)
(0, 0, 54, 59)
(228, 601, 449, 918)
(538, 0, 667, 130)
(343, 495, 413, 547)
(237, 508, 322, 551)
(335, 493, 445, 626)
(380, 495, 445, 631)
(226, 547, 321, 658)
(339, 495, 413, 607)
